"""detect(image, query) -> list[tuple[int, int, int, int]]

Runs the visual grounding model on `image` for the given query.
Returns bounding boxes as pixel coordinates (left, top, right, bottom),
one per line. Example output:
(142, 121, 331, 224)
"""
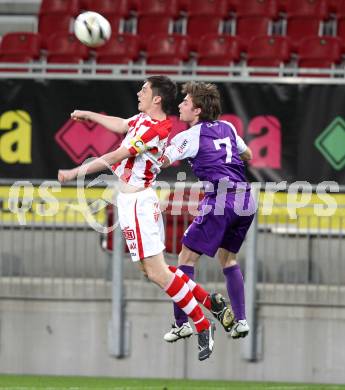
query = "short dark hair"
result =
(146, 75, 177, 114)
(182, 81, 221, 121)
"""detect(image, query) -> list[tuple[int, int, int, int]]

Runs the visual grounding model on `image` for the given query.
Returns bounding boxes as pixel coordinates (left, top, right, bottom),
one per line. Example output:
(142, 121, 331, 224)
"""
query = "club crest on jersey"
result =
(130, 135, 147, 153)
(122, 227, 135, 240)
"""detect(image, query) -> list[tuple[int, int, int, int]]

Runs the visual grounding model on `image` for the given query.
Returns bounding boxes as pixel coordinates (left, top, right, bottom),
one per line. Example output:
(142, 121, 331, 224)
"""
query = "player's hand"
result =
(71, 110, 92, 122)
(58, 169, 77, 183)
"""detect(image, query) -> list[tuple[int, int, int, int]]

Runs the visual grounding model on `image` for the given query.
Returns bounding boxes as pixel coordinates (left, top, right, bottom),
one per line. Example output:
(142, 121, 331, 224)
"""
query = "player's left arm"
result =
(236, 133, 252, 161)
(58, 146, 131, 183)
(239, 147, 253, 161)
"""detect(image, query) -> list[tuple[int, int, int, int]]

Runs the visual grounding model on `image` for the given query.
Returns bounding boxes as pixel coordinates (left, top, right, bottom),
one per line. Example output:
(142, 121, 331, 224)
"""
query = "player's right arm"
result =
(71, 110, 129, 134)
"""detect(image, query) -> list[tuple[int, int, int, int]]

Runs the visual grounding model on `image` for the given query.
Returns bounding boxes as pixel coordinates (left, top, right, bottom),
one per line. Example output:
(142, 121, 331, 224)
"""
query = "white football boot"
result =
(230, 319, 250, 339)
(163, 322, 193, 342)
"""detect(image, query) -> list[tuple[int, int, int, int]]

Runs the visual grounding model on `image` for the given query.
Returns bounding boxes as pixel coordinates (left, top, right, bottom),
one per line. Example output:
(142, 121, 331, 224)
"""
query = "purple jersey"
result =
(165, 120, 248, 185)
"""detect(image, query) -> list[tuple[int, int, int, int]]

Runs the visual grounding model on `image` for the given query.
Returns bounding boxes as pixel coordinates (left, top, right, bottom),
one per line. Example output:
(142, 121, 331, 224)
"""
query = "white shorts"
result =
(117, 187, 165, 262)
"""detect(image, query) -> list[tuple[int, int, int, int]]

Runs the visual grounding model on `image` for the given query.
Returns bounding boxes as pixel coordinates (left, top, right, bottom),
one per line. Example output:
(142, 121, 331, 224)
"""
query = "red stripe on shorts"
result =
(134, 200, 144, 260)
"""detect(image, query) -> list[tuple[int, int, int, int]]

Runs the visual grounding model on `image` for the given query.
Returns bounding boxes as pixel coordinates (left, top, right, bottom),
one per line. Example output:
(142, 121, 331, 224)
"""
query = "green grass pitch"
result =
(0, 376, 345, 390)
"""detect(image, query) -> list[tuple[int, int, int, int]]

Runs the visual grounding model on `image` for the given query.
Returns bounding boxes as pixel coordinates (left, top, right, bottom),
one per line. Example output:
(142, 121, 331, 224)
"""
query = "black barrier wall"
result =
(0, 79, 344, 183)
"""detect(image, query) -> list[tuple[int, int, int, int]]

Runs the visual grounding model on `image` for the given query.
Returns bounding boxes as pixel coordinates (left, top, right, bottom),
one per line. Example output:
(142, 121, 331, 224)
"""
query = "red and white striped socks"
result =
(168, 265, 212, 310)
(165, 272, 209, 333)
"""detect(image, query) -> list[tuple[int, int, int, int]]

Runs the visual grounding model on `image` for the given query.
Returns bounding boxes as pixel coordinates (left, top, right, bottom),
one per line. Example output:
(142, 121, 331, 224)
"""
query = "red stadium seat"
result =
(82, 0, 131, 17)
(186, 0, 229, 17)
(298, 36, 341, 76)
(337, 17, 345, 48)
(187, 15, 222, 51)
(46, 34, 88, 73)
(47, 33, 89, 61)
(197, 34, 240, 75)
(0, 32, 41, 58)
(146, 34, 189, 73)
(277, 0, 289, 13)
(137, 15, 172, 49)
(247, 35, 291, 75)
(236, 0, 279, 19)
(39, 0, 80, 16)
(286, 16, 322, 52)
(137, 0, 180, 17)
(38, 13, 72, 49)
(96, 34, 140, 64)
(334, 0, 345, 17)
(235, 16, 271, 51)
(147, 34, 189, 62)
(286, 0, 329, 18)
(0, 32, 41, 72)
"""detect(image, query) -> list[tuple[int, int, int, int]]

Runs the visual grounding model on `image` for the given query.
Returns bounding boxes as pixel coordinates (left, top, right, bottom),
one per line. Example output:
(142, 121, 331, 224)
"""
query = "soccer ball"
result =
(74, 11, 111, 47)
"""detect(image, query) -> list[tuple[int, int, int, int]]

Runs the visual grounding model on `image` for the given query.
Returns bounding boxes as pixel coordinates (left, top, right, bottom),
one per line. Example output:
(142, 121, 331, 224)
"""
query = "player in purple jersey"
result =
(162, 81, 255, 342)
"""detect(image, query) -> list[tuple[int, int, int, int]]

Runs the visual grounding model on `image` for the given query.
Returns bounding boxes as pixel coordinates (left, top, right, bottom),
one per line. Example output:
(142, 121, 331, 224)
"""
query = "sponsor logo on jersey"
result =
(122, 226, 135, 240)
(177, 139, 188, 154)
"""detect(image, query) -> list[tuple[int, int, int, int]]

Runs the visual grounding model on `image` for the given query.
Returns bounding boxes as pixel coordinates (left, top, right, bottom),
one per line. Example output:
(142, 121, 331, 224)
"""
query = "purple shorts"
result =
(182, 189, 256, 257)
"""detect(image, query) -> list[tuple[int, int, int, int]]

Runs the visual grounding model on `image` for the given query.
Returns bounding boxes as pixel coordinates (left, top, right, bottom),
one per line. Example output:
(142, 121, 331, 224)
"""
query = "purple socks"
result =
(174, 265, 194, 327)
(223, 264, 246, 321)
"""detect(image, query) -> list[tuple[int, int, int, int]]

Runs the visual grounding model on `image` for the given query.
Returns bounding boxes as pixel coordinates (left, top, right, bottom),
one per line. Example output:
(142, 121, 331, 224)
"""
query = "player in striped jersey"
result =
(57, 76, 230, 360)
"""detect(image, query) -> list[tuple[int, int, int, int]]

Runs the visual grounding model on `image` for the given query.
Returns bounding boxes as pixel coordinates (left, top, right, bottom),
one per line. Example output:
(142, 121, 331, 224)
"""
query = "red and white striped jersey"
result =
(112, 113, 171, 188)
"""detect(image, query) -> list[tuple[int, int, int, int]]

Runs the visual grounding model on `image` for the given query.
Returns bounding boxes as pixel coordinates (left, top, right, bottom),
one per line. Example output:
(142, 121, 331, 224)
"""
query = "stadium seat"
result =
(38, 13, 72, 49)
(96, 34, 140, 68)
(39, 0, 80, 16)
(137, 0, 180, 17)
(187, 15, 223, 51)
(286, 16, 322, 52)
(286, 0, 329, 18)
(146, 34, 189, 63)
(137, 15, 172, 49)
(334, 0, 345, 17)
(0, 32, 41, 59)
(235, 16, 271, 51)
(82, 0, 131, 17)
(0, 32, 42, 72)
(337, 17, 345, 47)
(145, 34, 189, 73)
(186, 0, 229, 17)
(235, 0, 279, 19)
(196, 34, 240, 75)
(298, 36, 342, 76)
(46, 33, 89, 73)
(47, 33, 89, 61)
(247, 35, 291, 75)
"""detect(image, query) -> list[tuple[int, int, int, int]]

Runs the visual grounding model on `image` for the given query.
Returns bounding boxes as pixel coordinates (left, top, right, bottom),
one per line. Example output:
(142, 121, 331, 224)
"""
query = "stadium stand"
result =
(247, 35, 291, 75)
(96, 34, 140, 67)
(1, 0, 345, 76)
(146, 34, 190, 71)
(196, 34, 241, 75)
(298, 35, 342, 76)
(0, 31, 41, 71)
(46, 32, 89, 72)
(39, 0, 80, 16)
